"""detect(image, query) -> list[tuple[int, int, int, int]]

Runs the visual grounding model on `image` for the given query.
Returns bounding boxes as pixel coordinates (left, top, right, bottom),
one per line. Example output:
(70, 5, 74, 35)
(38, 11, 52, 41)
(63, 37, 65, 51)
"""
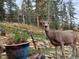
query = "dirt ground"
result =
(1, 47, 79, 59)
(0, 28, 79, 59)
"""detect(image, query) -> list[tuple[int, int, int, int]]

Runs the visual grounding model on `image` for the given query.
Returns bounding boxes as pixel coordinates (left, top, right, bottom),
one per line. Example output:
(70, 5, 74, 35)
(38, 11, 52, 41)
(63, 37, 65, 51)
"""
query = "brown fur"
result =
(45, 29, 76, 46)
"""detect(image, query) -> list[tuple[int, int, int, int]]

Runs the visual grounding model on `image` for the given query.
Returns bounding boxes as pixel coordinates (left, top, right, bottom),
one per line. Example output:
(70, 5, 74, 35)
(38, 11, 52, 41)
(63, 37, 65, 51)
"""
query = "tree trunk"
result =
(36, 16, 39, 28)
(23, 15, 25, 24)
(48, 0, 51, 22)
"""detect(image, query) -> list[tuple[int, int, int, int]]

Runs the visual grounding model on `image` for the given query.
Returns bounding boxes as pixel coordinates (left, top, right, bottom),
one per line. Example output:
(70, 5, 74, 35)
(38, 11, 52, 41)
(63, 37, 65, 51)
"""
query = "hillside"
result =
(0, 22, 44, 33)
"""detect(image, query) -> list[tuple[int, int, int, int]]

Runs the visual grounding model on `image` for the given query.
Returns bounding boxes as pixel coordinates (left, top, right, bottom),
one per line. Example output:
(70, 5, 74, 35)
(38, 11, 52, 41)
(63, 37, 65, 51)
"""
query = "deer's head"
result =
(42, 21, 50, 30)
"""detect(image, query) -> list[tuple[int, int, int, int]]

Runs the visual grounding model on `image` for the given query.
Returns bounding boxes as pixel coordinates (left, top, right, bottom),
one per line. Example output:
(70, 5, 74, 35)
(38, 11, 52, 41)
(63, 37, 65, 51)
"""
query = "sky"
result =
(16, 0, 79, 24)
(16, 0, 22, 9)
(73, 0, 79, 24)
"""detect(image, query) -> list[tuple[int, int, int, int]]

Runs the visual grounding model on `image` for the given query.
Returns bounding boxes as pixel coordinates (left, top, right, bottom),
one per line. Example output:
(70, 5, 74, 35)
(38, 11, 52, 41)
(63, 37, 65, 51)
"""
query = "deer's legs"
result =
(70, 43, 77, 58)
(55, 46, 58, 59)
(71, 44, 74, 56)
(61, 44, 65, 59)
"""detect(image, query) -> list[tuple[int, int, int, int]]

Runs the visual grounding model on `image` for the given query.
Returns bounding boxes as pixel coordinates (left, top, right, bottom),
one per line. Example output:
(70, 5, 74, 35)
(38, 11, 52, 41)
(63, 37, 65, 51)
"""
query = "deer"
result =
(42, 21, 77, 59)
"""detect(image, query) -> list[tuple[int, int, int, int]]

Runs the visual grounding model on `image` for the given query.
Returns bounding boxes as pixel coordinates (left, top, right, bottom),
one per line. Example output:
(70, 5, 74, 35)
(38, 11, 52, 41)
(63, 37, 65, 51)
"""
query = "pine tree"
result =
(22, 0, 33, 24)
(5, 0, 18, 22)
(36, 0, 47, 27)
(48, 0, 60, 29)
(67, 0, 76, 29)
(59, 2, 70, 29)
(0, 0, 5, 21)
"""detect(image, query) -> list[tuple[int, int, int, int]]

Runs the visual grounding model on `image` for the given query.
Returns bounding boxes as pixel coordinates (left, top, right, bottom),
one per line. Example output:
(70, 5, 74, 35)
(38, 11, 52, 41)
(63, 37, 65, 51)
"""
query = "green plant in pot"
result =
(5, 30, 29, 59)
(14, 30, 29, 44)
(21, 32, 29, 43)
(15, 32, 21, 44)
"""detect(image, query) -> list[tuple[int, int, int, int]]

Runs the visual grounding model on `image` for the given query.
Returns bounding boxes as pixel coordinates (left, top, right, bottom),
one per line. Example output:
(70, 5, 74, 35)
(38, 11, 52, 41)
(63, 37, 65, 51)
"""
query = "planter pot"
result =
(5, 42, 29, 59)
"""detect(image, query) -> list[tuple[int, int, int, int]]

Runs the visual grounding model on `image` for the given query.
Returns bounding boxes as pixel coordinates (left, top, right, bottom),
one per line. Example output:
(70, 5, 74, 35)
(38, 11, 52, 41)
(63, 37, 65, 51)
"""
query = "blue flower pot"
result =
(5, 42, 29, 59)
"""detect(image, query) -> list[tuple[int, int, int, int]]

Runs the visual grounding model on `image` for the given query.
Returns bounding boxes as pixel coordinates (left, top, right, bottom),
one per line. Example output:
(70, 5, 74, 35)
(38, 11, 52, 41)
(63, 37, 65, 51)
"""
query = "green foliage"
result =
(67, 0, 76, 29)
(15, 32, 21, 43)
(32, 32, 47, 41)
(5, 0, 19, 22)
(0, 0, 76, 30)
(29, 47, 54, 55)
(46, 0, 76, 29)
(50, 19, 59, 29)
(0, 0, 5, 21)
(22, 0, 33, 24)
(14, 30, 29, 43)
(47, 0, 60, 29)
(62, 23, 70, 30)
(21, 31, 29, 40)
(29, 47, 37, 56)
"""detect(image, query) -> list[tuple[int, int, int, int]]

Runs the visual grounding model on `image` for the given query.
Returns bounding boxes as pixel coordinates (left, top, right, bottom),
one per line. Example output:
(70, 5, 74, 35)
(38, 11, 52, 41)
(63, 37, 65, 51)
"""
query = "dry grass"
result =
(0, 22, 44, 33)
(0, 22, 79, 59)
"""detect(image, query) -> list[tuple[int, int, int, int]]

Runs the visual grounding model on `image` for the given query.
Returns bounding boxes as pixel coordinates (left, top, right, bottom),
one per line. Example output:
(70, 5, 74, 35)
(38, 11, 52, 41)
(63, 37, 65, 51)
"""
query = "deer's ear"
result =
(48, 21, 51, 24)
(48, 22, 49, 24)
